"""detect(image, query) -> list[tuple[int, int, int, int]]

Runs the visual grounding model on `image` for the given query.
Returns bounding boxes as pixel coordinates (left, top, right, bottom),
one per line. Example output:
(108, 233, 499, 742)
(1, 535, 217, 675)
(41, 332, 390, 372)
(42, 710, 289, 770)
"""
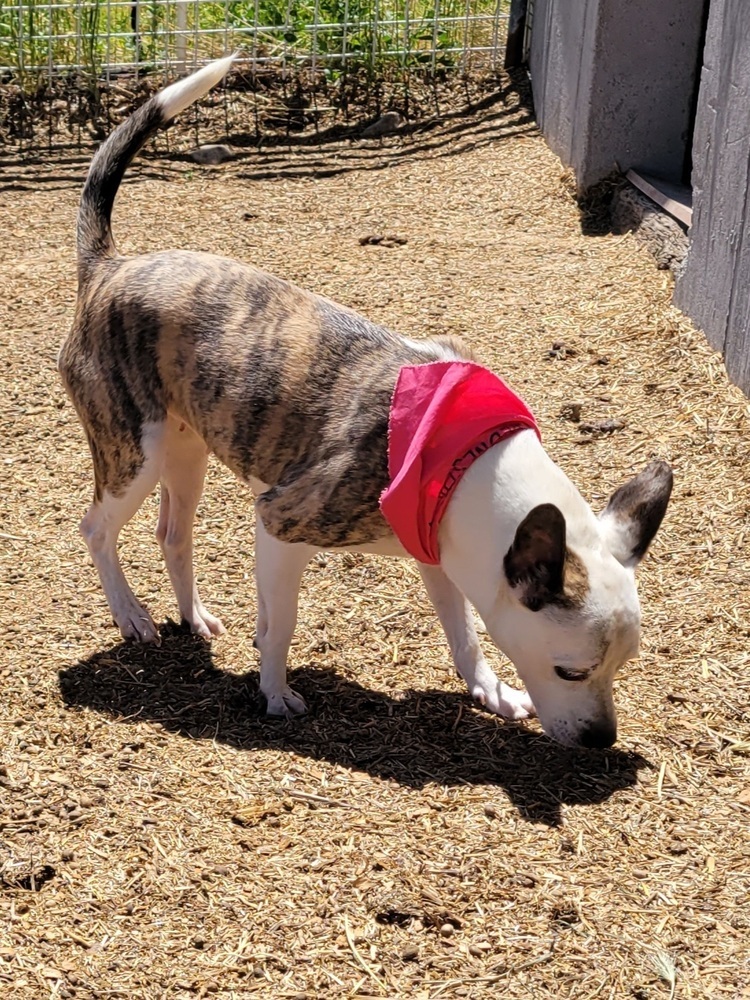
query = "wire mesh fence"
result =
(0, 1, 511, 157)
(1, 0, 509, 83)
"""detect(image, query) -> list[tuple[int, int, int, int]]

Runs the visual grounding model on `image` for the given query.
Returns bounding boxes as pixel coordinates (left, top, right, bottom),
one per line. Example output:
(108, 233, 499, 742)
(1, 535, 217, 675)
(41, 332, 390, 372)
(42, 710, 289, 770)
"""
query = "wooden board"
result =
(626, 170, 692, 228)
(675, 0, 750, 389)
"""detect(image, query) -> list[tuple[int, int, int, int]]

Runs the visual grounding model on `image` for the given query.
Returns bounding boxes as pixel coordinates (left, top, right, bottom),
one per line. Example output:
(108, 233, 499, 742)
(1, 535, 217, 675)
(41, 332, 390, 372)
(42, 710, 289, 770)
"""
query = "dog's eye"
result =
(554, 665, 589, 682)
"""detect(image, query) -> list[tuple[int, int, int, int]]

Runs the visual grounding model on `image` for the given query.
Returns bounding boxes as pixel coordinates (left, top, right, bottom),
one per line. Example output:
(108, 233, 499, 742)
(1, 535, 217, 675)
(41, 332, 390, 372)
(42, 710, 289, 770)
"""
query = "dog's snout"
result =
(579, 720, 617, 749)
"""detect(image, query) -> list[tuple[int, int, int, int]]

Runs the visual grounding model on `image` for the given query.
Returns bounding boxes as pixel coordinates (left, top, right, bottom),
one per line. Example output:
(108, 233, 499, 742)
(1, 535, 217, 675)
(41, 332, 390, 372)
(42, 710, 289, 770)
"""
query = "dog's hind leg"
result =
(254, 514, 315, 717)
(418, 564, 535, 720)
(80, 422, 165, 643)
(156, 418, 225, 639)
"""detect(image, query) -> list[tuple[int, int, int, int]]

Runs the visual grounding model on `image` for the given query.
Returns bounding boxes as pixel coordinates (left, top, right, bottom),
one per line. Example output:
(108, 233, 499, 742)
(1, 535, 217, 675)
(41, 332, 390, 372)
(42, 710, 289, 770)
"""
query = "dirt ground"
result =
(1, 80, 749, 1000)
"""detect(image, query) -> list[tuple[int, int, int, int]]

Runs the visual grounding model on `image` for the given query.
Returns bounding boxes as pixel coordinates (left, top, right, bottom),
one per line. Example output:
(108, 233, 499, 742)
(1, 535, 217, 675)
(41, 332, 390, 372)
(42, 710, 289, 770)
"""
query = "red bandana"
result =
(379, 362, 540, 564)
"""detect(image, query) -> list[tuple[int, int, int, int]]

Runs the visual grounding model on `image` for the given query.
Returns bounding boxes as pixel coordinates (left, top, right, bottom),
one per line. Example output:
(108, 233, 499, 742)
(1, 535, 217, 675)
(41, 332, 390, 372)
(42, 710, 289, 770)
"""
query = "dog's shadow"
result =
(59, 622, 651, 827)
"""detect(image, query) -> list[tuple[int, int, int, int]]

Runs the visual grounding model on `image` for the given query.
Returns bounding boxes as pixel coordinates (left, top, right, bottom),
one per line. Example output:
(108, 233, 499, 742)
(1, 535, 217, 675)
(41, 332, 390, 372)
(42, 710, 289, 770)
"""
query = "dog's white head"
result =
(440, 434, 673, 747)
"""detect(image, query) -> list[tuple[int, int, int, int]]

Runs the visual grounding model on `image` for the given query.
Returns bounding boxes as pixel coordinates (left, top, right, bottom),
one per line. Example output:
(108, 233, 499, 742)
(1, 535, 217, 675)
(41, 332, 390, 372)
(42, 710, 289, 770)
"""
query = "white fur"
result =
(246, 432, 639, 738)
(419, 564, 534, 719)
(155, 420, 226, 638)
(75, 62, 667, 744)
(157, 55, 237, 122)
(401, 337, 460, 361)
(245, 475, 530, 716)
(254, 517, 313, 715)
(96, 426, 651, 743)
(437, 430, 643, 746)
(438, 430, 599, 606)
(81, 418, 225, 643)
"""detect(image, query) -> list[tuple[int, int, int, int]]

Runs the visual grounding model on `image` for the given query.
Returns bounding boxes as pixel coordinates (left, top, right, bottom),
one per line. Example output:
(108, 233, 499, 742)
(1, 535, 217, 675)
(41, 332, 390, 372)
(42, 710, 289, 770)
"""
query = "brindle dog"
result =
(59, 58, 672, 744)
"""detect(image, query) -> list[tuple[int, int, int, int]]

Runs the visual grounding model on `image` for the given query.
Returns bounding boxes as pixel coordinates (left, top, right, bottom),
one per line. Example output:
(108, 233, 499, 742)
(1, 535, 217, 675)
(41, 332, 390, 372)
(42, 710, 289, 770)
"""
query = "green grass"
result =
(0, 0, 508, 87)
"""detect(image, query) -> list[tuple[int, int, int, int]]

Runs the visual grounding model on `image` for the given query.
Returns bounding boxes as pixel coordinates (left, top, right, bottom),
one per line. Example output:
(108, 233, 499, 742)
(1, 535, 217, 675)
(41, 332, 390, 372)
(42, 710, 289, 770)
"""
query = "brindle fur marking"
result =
(561, 547, 590, 609)
(601, 460, 674, 562)
(59, 58, 674, 740)
(502, 504, 589, 612)
(59, 251, 469, 547)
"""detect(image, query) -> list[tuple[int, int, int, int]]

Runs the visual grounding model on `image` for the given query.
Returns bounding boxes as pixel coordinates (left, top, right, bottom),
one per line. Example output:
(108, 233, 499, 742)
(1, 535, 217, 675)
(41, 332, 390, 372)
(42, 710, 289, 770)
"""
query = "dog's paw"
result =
(184, 605, 226, 640)
(472, 681, 536, 721)
(115, 604, 160, 644)
(264, 686, 307, 718)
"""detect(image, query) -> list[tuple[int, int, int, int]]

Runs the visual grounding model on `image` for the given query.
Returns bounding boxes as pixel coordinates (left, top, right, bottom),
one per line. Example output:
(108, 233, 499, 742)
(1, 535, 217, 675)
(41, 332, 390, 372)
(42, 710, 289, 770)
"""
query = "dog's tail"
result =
(76, 54, 236, 280)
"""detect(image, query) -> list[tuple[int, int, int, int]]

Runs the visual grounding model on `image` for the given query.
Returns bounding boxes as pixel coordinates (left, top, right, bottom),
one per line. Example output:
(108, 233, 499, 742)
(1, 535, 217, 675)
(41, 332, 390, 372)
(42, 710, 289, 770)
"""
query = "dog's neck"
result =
(437, 429, 600, 618)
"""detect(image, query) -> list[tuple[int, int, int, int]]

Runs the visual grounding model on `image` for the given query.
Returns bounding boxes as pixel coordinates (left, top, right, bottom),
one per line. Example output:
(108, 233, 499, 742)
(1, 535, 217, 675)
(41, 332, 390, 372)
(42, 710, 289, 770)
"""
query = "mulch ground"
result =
(1, 76, 749, 1000)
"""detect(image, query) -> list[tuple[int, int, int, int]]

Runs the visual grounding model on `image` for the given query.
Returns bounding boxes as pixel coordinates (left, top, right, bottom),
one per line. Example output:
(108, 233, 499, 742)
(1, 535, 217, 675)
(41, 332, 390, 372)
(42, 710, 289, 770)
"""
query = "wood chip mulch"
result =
(1, 79, 749, 999)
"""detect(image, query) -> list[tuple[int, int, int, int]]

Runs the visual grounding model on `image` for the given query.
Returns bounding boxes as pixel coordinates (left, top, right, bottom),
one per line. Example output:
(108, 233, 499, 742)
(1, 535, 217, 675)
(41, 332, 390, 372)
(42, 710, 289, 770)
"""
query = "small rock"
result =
(469, 941, 491, 957)
(361, 111, 403, 138)
(359, 234, 408, 248)
(510, 873, 536, 888)
(189, 144, 235, 165)
(40, 967, 63, 980)
(551, 905, 579, 926)
(483, 804, 498, 819)
(548, 341, 576, 360)
(559, 402, 583, 423)
(402, 944, 419, 961)
(61, 849, 75, 862)
(439, 923, 455, 938)
(578, 418, 625, 437)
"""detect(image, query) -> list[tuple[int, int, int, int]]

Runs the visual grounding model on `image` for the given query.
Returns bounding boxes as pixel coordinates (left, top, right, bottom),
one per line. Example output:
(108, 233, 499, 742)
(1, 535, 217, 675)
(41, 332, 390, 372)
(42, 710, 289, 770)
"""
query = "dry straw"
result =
(0, 73, 748, 998)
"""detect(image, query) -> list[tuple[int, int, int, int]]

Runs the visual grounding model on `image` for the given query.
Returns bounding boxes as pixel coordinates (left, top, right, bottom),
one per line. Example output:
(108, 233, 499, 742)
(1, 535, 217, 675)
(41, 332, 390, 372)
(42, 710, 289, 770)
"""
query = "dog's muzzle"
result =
(578, 719, 617, 749)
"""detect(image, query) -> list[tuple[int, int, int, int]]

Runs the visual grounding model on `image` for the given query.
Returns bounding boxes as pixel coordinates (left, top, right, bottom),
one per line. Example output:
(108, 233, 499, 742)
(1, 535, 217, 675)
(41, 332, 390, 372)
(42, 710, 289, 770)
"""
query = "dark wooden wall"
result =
(523, 0, 706, 192)
(675, 0, 750, 394)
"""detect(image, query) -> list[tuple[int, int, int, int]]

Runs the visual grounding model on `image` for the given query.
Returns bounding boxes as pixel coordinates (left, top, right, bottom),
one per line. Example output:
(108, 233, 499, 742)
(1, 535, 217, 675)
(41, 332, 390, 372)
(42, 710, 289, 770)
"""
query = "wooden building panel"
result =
(675, 0, 750, 366)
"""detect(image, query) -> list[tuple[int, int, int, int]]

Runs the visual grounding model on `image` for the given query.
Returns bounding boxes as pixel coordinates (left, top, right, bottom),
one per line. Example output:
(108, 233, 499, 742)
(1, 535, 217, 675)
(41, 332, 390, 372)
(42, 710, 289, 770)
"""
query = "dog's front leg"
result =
(418, 564, 535, 720)
(254, 513, 315, 717)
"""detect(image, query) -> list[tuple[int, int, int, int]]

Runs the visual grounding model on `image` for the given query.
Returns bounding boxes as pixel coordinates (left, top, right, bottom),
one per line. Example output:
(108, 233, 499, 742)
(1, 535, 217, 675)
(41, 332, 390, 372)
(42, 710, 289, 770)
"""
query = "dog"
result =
(58, 56, 673, 748)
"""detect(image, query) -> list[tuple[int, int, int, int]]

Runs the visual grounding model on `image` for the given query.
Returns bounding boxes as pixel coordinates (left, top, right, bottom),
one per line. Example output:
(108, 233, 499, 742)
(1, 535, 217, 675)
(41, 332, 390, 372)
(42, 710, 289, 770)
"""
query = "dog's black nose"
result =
(579, 720, 617, 749)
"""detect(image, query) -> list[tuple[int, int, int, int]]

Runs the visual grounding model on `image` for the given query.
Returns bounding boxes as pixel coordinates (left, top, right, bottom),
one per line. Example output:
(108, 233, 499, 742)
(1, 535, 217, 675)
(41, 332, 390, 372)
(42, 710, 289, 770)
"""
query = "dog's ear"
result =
(599, 460, 673, 567)
(504, 504, 566, 611)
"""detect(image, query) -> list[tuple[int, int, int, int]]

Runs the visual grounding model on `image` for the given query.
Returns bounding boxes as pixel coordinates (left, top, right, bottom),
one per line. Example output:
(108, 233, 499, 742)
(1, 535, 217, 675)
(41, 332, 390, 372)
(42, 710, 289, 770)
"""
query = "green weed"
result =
(1, 0, 508, 90)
